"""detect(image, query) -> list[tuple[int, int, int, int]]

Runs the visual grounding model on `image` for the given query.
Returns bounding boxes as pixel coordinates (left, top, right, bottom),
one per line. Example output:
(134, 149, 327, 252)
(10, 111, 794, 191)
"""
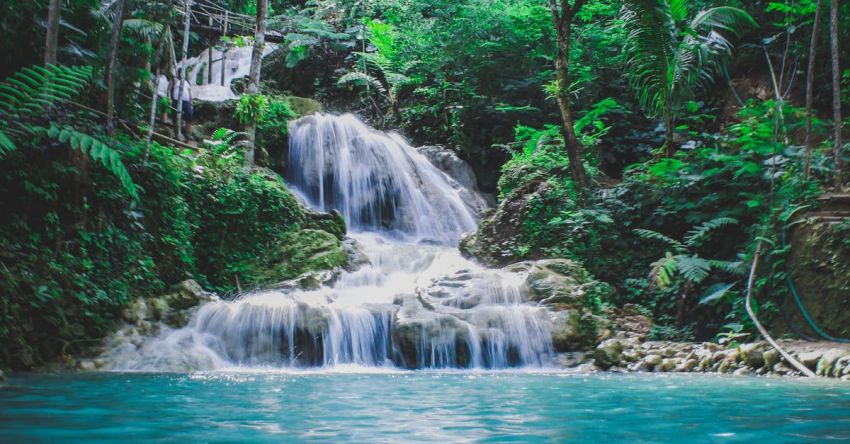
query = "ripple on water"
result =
(1, 372, 849, 443)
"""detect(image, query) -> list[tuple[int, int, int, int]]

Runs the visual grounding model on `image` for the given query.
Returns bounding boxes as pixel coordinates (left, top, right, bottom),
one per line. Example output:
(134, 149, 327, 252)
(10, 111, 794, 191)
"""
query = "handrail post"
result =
(220, 10, 228, 86)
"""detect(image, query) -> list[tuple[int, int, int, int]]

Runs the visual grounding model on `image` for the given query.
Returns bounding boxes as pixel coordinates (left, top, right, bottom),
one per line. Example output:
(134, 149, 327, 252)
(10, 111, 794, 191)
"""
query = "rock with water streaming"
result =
(287, 113, 481, 245)
(93, 114, 611, 372)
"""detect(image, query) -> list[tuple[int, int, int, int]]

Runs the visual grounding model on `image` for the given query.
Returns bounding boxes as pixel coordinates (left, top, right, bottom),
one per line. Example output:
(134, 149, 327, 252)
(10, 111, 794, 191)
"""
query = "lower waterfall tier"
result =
(102, 234, 586, 371)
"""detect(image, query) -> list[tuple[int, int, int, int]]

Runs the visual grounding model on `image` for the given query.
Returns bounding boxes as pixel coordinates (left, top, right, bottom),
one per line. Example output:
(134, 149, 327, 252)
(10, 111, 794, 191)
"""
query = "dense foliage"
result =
(1, 0, 849, 369)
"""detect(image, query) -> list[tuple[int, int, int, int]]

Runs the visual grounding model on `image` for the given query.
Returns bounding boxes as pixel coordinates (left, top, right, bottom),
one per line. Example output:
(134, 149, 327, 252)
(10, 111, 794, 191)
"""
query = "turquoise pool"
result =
(1, 371, 848, 442)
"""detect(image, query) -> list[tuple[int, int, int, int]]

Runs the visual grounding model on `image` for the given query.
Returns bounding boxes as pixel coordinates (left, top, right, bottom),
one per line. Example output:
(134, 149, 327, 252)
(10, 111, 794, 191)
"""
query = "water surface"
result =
(2, 371, 848, 443)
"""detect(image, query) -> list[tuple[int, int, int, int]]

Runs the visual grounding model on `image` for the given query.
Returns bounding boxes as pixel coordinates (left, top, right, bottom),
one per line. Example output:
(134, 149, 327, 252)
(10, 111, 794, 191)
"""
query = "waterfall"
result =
(287, 113, 478, 244)
(106, 114, 554, 372)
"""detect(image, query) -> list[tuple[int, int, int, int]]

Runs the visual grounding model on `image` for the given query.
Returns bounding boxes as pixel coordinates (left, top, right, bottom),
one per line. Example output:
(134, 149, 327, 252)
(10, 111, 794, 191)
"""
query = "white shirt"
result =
(156, 75, 169, 97)
(172, 81, 191, 101)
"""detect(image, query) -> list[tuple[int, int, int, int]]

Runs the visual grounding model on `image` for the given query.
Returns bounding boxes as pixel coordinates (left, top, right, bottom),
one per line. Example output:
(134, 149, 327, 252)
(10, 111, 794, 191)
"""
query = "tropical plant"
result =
(234, 93, 270, 126)
(636, 217, 744, 289)
(337, 19, 416, 121)
(619, 0, 756, 155)
(197, 127, 250, 171)
(0, 64, 138, 199)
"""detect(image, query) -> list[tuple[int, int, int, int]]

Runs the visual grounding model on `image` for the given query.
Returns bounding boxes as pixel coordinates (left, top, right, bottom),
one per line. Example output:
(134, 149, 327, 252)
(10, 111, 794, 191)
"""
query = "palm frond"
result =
(691, 6, 757, 36)
(619, 0, 677, 118)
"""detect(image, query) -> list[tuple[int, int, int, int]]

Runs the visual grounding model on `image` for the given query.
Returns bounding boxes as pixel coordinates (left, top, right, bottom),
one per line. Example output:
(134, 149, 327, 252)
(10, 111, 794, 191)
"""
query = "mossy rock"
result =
(250, 229, 348, 285)
(285, 96, 323, 116)
(303, 209, 346, 240)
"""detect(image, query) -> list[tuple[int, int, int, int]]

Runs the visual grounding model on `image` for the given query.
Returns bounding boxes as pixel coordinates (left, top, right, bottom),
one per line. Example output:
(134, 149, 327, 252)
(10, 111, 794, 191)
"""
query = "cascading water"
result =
(105, 114, 555, 371)
(287, 113, 478, 244)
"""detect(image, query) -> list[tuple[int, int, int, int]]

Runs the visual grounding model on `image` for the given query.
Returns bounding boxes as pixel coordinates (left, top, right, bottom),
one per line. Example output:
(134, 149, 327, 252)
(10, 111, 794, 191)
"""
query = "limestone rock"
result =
(250, 229, 348, 285)
(644, 354, 662, 367)
(594, 339, 625, 370)
(739, 343, 765, 368)
(550, 310, 606, 352)
(816, 349, 845, 376)
(416, 146, 480, 192)
(797, 350, 823, 370)
(166, 280, 215, 311)
(658, 358, 676, 372)
(304, 209, 347, 240)
(763, 349, 779, 370)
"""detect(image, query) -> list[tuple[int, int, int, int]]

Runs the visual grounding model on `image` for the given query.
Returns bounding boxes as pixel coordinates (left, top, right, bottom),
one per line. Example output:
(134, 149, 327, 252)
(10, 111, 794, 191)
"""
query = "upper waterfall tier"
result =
(287, 113, 478, 245)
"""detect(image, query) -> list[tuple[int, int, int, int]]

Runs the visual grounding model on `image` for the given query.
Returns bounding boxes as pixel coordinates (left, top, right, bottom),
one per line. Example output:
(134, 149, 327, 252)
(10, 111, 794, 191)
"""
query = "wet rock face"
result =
(459, 179, 552, 267)
(248, 229, 349, 286)
(121, 279, 217, 330)
(417, 146, 479, 191)
(415, 145, 493, 218)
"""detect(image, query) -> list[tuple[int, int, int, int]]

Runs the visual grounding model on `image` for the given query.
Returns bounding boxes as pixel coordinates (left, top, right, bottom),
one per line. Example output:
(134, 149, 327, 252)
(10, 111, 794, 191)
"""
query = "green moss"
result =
(249, 229, 348, 285)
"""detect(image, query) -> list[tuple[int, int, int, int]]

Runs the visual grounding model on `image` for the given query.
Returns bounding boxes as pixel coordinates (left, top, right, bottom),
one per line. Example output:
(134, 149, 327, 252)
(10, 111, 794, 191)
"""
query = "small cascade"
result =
(287, 113, 478, 244)
(105, 114, 556, 372)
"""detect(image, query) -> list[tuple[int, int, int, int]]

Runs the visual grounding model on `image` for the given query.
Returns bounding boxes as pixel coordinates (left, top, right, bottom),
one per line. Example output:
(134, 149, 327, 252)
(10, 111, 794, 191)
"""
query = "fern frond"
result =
(684, 217, 737, 247)
(0, 129, 15, 156)
(337, 72, 387, 96)
(0, 65, 93, 118)
(285, 33, 320, 48)
(675, 255, 711, 283)
(708, 259, 746, 276)
(46, 125, 138, 200)
(634, 228, 687, 253)
(649, 252, 677, 288)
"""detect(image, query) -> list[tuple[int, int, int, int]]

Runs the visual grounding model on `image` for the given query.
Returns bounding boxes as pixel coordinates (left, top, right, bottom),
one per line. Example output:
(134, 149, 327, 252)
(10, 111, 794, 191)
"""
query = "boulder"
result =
(416, 146, 481, 192)
(797, 350, 823, 370)
(510, 259, 609, 310)
(459, 179, 551, 266)
(763, 348, 779, 370)
(679, 358, 699, 372)
(166, 280, 216, 311)
(816, 349, 845, 376)
(250, 229, 348, 285)
(304, 209, 347, 241)
(593, 339, 625, 369)
(739, 343, 765, 368)
(658, 358, 676, 372)
(644, 354, 662, 367)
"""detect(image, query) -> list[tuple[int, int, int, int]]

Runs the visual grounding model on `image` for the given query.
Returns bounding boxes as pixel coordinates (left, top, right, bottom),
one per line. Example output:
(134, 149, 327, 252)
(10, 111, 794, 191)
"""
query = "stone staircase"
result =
(808, 193, 850, 223)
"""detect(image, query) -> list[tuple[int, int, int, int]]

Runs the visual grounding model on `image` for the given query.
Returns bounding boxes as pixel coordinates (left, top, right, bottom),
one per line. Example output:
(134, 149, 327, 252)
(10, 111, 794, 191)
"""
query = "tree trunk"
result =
(245, 0, 268, 165)
(105, 0, 127, 134)
(829, 0, 843, 189)
(803, 0, 823, 180)
(549, 0, 589, 190)
(44, 0, 60, 65)
(175, 0, 192, 141)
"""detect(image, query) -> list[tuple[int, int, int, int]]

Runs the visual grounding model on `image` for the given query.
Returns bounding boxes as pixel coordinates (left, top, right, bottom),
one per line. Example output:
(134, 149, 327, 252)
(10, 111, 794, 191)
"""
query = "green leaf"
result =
(699, 282, 736, 305)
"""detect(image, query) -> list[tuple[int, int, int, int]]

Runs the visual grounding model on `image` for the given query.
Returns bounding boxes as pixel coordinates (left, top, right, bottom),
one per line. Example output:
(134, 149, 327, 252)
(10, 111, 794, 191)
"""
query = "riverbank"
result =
(564, 308, 850, 380)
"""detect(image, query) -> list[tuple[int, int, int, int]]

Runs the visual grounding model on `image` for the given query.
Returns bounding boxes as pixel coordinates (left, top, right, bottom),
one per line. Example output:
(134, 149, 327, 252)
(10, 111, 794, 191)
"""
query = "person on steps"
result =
(155, 73, 171, 124)
(172, 79, 193, 141)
